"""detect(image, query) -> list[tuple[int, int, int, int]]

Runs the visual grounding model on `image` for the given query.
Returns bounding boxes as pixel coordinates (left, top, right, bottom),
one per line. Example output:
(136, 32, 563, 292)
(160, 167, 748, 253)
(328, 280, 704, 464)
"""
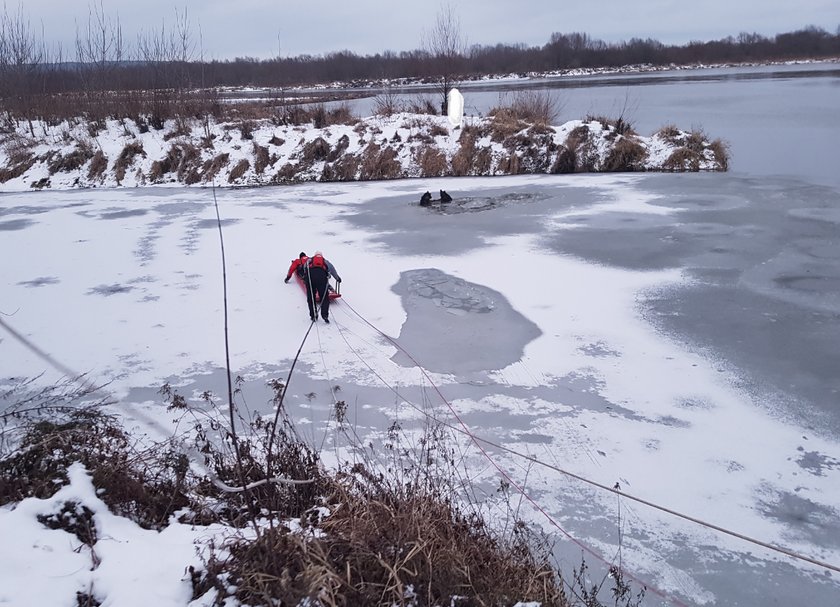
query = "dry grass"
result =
(237, 120, 256, 141)
(284, 103, 359, 129)
(473, 147, 493, 174)
(415, 145, 447, 177)
(406, 96, 438, 115)
(253, 143, 270, 174)
(359, 142, 402, 180)
(0, 408, 191, 530)
(656, 124, 682, 145)
(663, 148, 702, 172)
(488, 110, 528, 143)
(501, 126, 557, 173)
(428, 123, 448, 137)
(114, 141, 146, 184)
(2, 132, 35, 159)
(204, 471, 568, 607)
(708, 138, 730, 171)
(451, 125, 479, 176)
(325, 103, 358, 126)
(374, 89, 402, 116)
(201, 153, 230, 182)
(148, 143, 200, 183)
(2, 373, 648, 607)
(301, 137, 331, 163)
(657, 127, 729, 171)
(562, 126, 594, 172)
(0, 152, 36, 183)
(47, 143, 95, 174)
(326, 134, 350, 162)
(493, 90, 559, 125)
(671, 148, 703, 171)
(148, 160, 165, 182)
(498, 153, 523, 175)
(273, 162, 300, 183)
(321, 154, 361, 181)
(163, 118, 192, 141)
(2, 378, 326, 533)
(230, 102, 357, 129)
(174, 143, 201, 183)
(228, 158, 250, 183)
(603, 137, 648, 172)
(87, 150, 108, 182)
(86, 119, 106, 138)
(407, 131, 433, 144)
(551, 146, 576, 174)
(684, 129, 707, 154)
(588, 115, 636, 140)
(0, 134, 38, 182)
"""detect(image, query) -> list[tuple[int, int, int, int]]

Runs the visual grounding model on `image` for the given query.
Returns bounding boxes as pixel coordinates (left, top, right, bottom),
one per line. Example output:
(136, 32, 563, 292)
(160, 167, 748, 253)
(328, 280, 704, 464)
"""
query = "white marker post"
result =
(447, 87, 464, 129)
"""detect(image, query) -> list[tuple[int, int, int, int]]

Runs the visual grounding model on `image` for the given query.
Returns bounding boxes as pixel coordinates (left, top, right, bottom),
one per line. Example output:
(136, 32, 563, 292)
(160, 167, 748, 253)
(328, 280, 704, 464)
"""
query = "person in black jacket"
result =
(304, 251, 341, 323)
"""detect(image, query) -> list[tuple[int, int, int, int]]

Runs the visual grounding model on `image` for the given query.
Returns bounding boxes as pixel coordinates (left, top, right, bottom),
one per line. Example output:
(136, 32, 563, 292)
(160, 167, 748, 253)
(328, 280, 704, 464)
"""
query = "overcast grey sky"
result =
(18, 0, 840, 60)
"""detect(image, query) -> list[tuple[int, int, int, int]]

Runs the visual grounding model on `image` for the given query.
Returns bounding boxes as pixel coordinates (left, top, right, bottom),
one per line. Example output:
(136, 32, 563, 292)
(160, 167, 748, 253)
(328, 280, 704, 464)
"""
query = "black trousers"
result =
(305, 267, 330, 320)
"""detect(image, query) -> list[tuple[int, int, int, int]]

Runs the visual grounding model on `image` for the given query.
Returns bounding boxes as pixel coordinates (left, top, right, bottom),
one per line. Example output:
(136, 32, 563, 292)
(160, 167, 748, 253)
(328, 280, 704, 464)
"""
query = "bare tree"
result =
(421, 2, 467, 115)
(136, 8, 197, 127)
(0, 4, 47, 133)
(75, 1, 125, 116)
(172, 7, 195, 90)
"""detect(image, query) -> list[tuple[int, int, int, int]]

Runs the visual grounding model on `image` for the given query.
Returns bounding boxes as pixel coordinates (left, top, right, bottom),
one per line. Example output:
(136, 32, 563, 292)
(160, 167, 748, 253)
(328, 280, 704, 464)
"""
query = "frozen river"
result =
(2, 170, 840, 606)
(2, 64, 840, 606)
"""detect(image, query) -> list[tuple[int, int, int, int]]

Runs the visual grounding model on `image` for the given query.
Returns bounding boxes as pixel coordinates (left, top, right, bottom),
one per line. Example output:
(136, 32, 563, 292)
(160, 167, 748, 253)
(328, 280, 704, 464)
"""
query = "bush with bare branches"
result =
(203, 469, 567, 607)
(496, 91, 561, 125)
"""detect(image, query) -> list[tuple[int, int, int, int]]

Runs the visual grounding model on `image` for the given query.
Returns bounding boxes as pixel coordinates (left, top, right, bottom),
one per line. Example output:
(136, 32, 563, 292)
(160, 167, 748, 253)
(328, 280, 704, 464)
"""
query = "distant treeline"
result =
(217, 26, 840, 87)
(1, 0, 838, 128)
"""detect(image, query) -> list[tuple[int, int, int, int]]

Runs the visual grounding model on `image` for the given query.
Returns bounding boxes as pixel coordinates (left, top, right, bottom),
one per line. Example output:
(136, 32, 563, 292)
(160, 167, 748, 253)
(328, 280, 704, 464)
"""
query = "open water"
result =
(339, 62, 840, 188)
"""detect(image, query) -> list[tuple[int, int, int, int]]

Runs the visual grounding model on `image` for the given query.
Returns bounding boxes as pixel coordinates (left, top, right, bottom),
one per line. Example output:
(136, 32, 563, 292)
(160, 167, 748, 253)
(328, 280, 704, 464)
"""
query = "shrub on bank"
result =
(204, 471, 568, 607)
(0, 379, 583, 606)
(0, 108, 729, 189)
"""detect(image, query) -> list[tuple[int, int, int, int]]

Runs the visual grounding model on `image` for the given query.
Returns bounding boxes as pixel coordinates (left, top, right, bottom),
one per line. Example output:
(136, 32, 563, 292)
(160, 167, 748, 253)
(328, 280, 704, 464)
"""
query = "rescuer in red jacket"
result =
(303, 251, 341, 323)
(284, 252, 309, 282)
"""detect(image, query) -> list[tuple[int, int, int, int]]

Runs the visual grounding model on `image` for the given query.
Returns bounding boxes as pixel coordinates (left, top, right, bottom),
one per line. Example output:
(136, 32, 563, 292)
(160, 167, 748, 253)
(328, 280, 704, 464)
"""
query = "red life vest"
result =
(309, 254, 327, 270)
(288, 256, 308, 278)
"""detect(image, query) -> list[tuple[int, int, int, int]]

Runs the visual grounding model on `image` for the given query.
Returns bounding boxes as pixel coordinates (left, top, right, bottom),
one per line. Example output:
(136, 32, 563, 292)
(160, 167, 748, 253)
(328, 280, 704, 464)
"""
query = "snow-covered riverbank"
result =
(0, 112, 726, 192)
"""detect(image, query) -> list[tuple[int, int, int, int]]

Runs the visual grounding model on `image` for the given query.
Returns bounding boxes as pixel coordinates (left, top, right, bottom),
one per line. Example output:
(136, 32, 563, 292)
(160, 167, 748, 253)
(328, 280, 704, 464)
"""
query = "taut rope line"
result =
(335, 299, 840, 575)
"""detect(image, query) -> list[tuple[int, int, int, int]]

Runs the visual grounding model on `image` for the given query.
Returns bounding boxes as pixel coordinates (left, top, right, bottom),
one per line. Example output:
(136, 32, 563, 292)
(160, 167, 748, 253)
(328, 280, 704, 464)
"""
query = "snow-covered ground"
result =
(1, 172, 839, 606)
(0, 112, 723, 193)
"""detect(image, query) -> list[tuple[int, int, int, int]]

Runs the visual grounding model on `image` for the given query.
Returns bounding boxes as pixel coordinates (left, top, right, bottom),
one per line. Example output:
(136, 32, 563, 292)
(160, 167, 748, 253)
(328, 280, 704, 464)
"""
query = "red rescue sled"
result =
(294, 271, 341, 303)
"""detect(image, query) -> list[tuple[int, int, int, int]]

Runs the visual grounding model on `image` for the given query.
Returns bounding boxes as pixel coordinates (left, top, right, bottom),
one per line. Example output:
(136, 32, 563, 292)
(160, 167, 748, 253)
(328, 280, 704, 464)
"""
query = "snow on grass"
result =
(0, 463, 231, 607)
(0, 112, 725, 193)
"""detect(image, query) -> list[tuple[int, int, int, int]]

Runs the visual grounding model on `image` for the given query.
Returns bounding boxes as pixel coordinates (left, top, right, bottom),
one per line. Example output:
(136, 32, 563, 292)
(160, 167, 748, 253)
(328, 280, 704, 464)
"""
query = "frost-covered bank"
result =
(0, 112, 727, 191)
